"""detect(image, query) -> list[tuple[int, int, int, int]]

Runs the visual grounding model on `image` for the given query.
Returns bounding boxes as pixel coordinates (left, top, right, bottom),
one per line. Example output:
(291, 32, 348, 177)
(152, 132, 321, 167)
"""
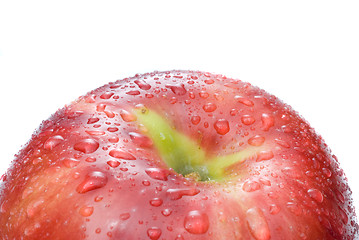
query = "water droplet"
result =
(142, 180, 150, 186)
(76, 171, 108, 194)
(96, 103, 107, 112)
(204, 79, 214, 84)
(62, 158, 80, 168)
(145, 168, 171, 181)
(214, 93, 224, 101)
(203, 103, 217, 112)
(184, 210, 209, 234)
(248, 135, 265, 146)
(100, 92, 114, 99)
(322, 168, 332, 178)
(166, 84, 187, 95)
(246, 207, 271, 240)
(86, 157, 96, 162)
(286, 202, 302, 216)
(235, 96, 254, 106)
(126, 90, 141, 95)
(161, 208, 172, 216)
(269, 204, 280, 215)
(107, 127, 118, 132)
(166, 188, 200, 200)
(120, 109, 137, 122)
(79, 206, 94, 217)
(214, 119, 230, 135)
(281, 167, 301, 178)
(241, 115, 255, 125)
(44, 135, 64, 150)
(109, 149, 136, 160)
(149, 198, 163, 207)
(87, 117, 100, 124)
(129, 132, 153, 148)
(199, 91, 209, 99)
(134, 79, 151, 90)
(108, 136, 119, 143)
(147, 227, 162, 240)
(74, 139, 99, 154)
(85, 130, 106, 136)
(175, 234, 184, 240)
(107, 160, 120, 168)
(274, 138, 290, 148)
(335, 190, 345, 204)
(261, 114, 274, 131)
(120, 212, 131, 220)
(242, 179, 261, 192)
(191, 116, 201, 125)
(24, 223, 41, 236)
(307, 188, 324, 203)
(26, 199, 45, 218)
(104, 110, 115, 118)
(338, 207, 348, 224)
(256, 151, 274, 161)
(68, 111, 84, 119)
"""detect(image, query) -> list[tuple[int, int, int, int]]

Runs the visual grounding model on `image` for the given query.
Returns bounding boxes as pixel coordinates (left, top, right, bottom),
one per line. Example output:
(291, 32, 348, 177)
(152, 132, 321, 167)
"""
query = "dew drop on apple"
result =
(246, 207, 271, 240)
(87, 117, 100, 124)
(166, 188, 200, 200)
(44, 135, 64, 150)
(242, 179, 261, 192)
(269, 204, 281, 215)
(191, 115, 201, 125)
(286, 202, 302, 216)
(26, 199, 45, 218)
(147, 227, 162, 240)
(149, 198, 163, 207)
(274, 138, 290, 148)
(129, 132, 153, 148)
(256, 150, 274, 162)
(203, 102, 217, 112)
(120, 109, 137, 122)
(308, 188, 324, 203)
(199, 91, 209, 99)
(161, 208, 172, 217)
(126, 90, 140, 95)
(96, 103, 107, 112)
(109, 149, 136, 160)
(62, 158, 81, 168)
(248, 135, 265, 146)
(166, 84, 187, 95)
(85, 130, 106, 136)
(175, 234, 184, 240)
(241, 115, 256, 125)
(281, 167, 301, 178)
(235, 96, 254, 106)
(184, 210, 209, 234)
(134, 79, 151, 90)
(76, 171, 108, 194)
(145, 168, 171, 181)
(74, 139, 99, 154)
(100, 92, 114, 99)
(214, 119, 230, 135)
(322, 168, 332, 178)
(107, 160, 121, 168)
(261, 113, 275, 131)
(120, 212, 131, 220)
(79, 206, 94, 217)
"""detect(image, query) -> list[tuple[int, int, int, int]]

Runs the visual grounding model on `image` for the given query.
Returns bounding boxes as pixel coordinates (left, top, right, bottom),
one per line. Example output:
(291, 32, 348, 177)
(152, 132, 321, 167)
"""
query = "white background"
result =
(1, 1, 358, 211)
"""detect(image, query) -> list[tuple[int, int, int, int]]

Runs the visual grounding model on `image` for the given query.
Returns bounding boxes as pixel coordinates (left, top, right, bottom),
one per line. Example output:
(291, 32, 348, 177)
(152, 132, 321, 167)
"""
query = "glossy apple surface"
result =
(0, 70, 358, 239)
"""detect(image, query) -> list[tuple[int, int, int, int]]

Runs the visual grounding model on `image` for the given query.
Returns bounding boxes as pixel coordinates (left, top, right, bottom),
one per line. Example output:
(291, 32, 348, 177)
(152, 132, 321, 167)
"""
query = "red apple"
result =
(0, 70, 357, 239)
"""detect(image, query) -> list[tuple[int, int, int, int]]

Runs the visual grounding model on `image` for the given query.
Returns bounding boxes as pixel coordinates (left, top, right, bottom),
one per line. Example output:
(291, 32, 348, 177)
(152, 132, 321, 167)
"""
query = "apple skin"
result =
(0, 70, 358, 239)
